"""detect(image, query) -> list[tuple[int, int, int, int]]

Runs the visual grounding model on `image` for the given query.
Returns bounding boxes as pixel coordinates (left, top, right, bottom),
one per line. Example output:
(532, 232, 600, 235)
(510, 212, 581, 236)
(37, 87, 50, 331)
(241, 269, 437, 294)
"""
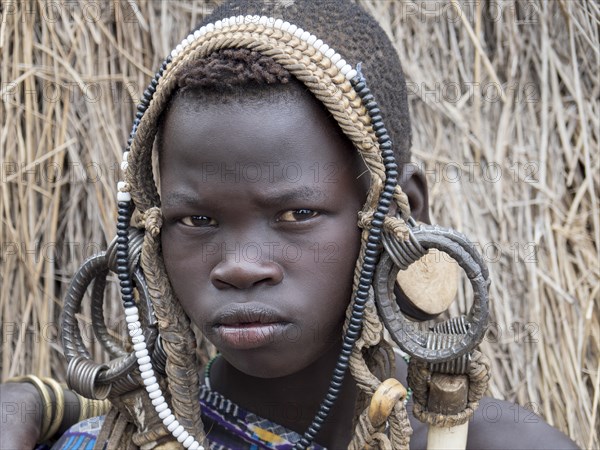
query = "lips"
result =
(210, 304, 290, 350)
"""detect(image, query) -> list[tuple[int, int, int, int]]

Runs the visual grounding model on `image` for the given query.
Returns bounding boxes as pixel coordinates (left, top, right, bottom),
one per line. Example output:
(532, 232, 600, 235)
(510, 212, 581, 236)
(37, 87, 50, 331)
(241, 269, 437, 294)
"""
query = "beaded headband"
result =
(63, 13, 490, 450)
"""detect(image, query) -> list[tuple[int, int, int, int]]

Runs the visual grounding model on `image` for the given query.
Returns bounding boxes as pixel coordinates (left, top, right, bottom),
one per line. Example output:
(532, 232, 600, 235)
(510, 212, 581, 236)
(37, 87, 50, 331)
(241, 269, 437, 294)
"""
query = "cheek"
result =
(160, 228, 208, 317)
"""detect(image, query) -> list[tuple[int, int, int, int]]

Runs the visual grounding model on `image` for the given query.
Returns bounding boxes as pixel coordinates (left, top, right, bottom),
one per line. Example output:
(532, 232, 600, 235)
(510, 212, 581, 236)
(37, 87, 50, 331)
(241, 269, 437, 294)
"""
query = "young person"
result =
(1, 1, 579, 449)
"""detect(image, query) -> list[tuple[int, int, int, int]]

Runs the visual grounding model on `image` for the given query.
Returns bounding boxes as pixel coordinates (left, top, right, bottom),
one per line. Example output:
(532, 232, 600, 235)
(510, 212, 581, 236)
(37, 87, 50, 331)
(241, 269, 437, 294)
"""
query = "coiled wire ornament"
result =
(374, 220, 490, 364)
(61, 229, 163, 398)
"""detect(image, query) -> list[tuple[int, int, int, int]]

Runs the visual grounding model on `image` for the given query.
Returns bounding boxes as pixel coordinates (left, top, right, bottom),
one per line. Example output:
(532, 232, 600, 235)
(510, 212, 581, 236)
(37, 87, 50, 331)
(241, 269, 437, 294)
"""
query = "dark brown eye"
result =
(277, 209, 319, 222)
(180, 215, 217, 227)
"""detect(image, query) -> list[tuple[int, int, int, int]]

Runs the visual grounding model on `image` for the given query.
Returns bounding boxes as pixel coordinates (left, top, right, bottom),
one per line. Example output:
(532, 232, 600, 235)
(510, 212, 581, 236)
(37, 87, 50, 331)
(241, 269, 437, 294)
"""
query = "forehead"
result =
(157, 84, 364, 193)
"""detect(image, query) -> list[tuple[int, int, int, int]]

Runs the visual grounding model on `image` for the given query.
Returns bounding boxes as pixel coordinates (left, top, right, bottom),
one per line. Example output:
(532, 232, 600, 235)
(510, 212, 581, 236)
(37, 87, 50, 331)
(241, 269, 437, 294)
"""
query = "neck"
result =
(209, 340, 358, 447)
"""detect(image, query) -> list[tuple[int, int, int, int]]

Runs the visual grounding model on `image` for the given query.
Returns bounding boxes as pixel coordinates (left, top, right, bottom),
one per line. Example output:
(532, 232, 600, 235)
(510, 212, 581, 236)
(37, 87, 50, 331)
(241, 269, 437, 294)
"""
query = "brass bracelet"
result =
(77, 395, 90, 423)
(76, 393, 111, 421)
(40, 377, 65, 442)
(6, 375, 52, 442)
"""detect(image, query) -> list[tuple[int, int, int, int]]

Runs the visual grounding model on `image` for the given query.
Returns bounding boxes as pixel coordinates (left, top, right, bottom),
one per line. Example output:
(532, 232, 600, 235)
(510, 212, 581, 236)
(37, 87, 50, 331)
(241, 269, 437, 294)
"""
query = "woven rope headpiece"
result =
(114, 14, 411, 450)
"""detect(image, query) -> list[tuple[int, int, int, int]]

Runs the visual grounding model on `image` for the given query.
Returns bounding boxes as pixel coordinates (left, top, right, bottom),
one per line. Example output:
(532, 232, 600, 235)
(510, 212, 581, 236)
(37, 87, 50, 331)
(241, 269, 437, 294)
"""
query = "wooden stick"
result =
(426, 374, 469, 450)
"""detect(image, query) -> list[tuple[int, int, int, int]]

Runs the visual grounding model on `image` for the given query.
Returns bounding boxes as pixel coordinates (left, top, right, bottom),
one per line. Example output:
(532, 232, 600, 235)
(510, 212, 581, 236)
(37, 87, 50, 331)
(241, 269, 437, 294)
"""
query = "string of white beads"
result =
(124, 306, 203, 449)
(117, 151, 131, 201)
(168, 15, 357, 81)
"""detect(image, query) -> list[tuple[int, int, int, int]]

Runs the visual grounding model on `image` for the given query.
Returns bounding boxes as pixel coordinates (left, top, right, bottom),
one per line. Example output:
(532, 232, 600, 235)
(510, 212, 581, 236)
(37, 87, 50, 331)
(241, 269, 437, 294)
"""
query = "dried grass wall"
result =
(0, 1, 597, 448)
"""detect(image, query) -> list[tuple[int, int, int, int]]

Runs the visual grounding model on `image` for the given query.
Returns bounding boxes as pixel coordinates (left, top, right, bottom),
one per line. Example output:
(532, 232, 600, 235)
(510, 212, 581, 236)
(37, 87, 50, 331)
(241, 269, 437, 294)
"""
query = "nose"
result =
(210, 253, 284, 290)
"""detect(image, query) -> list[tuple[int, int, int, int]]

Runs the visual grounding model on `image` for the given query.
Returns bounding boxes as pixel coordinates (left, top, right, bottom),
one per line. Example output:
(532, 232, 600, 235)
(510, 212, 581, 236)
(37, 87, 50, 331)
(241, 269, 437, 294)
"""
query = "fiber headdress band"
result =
(114, 14, 403, 449)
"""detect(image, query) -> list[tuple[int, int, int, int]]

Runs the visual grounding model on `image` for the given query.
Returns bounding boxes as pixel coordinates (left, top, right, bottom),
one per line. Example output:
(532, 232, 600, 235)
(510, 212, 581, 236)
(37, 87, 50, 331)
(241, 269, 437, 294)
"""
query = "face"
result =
(159, 83, 368, 378)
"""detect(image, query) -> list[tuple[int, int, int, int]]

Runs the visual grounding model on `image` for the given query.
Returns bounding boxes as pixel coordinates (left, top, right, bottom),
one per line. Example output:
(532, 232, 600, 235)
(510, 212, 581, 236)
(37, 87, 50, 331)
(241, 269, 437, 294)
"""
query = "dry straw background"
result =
(0, 0, 598, 448)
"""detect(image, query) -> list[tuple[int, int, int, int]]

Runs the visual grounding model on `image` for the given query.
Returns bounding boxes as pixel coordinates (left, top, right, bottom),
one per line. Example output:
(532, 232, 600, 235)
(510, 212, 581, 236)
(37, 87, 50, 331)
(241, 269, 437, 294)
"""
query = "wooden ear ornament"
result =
(395, 245, 459, 317)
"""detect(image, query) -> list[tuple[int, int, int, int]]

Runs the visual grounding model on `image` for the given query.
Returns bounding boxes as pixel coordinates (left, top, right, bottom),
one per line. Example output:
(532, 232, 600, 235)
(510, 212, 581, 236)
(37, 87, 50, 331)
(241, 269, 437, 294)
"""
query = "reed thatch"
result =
(1, 1, 597, 448)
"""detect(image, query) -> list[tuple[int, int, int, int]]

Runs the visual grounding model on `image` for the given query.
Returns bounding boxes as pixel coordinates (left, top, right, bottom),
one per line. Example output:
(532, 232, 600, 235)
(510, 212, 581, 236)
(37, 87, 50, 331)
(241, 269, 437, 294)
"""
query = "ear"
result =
(399, 163, 431, 224)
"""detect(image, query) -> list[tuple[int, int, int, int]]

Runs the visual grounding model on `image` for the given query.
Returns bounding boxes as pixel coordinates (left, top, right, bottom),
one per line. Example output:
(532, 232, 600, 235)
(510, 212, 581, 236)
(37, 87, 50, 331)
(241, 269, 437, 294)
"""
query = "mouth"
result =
(211, 305, 290, 350)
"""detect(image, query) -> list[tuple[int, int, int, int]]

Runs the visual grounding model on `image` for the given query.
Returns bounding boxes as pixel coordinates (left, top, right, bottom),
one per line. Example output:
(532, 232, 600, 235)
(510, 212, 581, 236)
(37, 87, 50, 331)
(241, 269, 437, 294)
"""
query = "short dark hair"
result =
(174, 0, 412, 165)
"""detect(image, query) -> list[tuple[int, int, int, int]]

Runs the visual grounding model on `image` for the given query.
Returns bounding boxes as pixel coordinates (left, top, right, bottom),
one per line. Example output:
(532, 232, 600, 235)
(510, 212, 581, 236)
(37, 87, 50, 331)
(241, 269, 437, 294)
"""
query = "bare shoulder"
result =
(465, 397, 579, 450)
(391, 349, 579, 449)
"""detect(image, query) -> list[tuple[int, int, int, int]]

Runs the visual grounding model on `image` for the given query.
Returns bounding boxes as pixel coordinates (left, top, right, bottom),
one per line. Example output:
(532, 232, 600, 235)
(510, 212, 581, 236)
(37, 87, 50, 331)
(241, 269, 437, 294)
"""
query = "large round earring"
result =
(374, 218, 490, 363)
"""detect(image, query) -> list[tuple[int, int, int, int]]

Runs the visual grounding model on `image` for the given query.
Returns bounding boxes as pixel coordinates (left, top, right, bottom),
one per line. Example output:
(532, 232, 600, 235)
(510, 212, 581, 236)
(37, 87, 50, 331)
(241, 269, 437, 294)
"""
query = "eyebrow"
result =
(162, 186, 327, 208)
(258, 185, 327, 206)
(162, 191, 202, 208)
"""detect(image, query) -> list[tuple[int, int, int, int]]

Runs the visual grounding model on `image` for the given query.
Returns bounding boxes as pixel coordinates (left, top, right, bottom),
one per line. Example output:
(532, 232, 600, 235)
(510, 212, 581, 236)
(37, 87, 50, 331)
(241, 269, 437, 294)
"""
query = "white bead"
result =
(124, 306, 138, 315)
(182, 38, 189, 47)
(252, 15, 260, 23)
(167, 419, 179, 432)
(266, 17, 275, 27)
(206, 23, 214, 32)
(126, 314, 139, 323)
(319, 43, 329, 54)
(215, 20, 222, 29)
(149, 389, 162, 399)
(187, 33, 194, 42)
(176, 430, 189, 442)
(133, 342, 146, 351)
(122, 151, 130, 162)
(117, 181, 127, 191)
(131, 335, 144, 344)
(170, 49, 177, 58)
(244, 15, 252, 24)
(313, 39, 323, 49)
(346, 69, 358, 80)
(143, 376, 157, 386)
(294, 27, 304, 38)
(128, 326, 142, 337)
(189, 442, 200, 450)
(221, 18, 229, 27)
(194, 30, 201, 39)
(139, 363, 152, 372)
(117, 191, 131, 202)
(176, 44, 183, 53)
(199, 26, 206, 35)
(258, 16, 267, 26)
(331, 53, 341, 64)
(236, 15, 244, 25)
(151, 395, 165, 406)
(141, 369, 155, 379)
(307, 35, 317, 45)
(127, 321, 140, 332)
(288, 24, 297, 34)
(335, 59, 347, 70)
(281, 21, 290, 31)
(138, 355, 151, 365)
(135, 348, 148, 358)
(229, 16, 236, 25)
(341, 64, 351, 75)
(146, 382, 160, 393)
(274, 19, 283, 29)
(162, 412, 174, 424)
(324, 48, 335, 58)
(120, 161, 128, 171)
(183, 436, 195, 448)
(300, 31, 311, 41)
(172, 425, 184, 438)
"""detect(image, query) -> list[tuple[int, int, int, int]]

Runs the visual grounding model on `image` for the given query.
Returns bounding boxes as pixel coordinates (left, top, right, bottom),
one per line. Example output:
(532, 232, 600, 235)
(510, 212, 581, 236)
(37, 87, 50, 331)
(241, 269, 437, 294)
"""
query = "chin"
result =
(220, 347, 313, 379)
